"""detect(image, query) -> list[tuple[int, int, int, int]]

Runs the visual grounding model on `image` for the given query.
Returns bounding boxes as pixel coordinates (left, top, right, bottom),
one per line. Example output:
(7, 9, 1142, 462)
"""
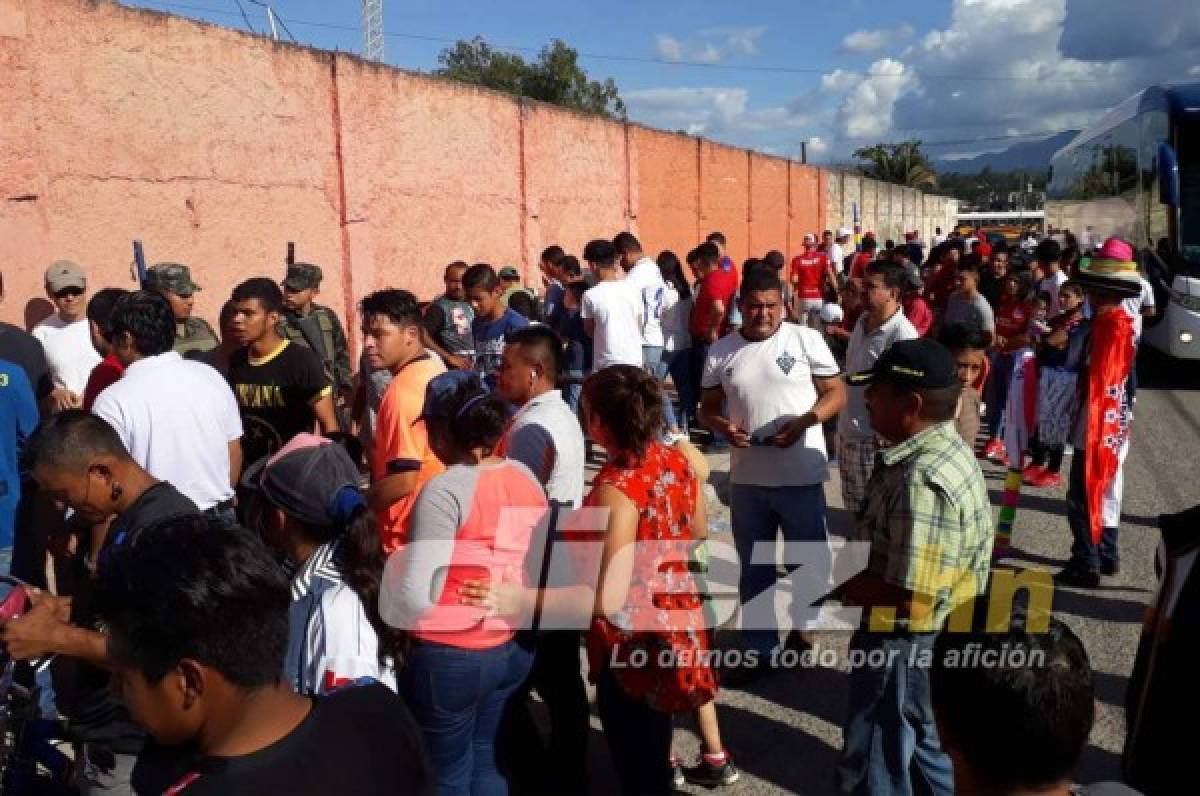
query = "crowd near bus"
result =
(0, 221, 1159, 795)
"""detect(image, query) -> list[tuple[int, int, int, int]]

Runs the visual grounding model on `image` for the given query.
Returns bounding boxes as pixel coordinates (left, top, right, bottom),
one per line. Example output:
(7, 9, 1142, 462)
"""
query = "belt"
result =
(203, 498, 236, 515)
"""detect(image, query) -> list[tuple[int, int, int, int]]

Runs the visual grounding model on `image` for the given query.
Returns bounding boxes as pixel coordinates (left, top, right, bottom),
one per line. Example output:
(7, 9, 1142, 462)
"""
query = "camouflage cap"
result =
(145, 263, 201, 296)
(283, 262, 323, 291)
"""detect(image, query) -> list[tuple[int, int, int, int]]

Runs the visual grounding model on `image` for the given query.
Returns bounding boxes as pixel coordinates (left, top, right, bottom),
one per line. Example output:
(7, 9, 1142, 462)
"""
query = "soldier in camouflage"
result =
(144, 263, 220, 356)
(279, 262, 353, 430)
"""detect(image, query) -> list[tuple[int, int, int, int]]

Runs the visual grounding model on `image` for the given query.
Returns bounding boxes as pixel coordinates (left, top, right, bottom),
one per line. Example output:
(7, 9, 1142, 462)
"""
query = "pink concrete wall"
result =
(699, 141, 750, 264)
(749, 153, 788, 257)
(632, 127, 699, 261)
(522, 103, 629, 283)
(0, 0, 950, 335)
(0, 0, 344, 331)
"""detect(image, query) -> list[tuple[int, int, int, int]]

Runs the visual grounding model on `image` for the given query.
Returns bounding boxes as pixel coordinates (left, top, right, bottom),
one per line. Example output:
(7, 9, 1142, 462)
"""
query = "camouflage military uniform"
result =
(144, 262, 219, 356)
(279, 262, 352, 430)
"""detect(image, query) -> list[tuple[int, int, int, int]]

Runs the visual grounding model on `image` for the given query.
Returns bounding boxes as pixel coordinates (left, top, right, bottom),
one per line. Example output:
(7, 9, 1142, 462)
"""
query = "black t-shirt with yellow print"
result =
(227, 339, 329, 466)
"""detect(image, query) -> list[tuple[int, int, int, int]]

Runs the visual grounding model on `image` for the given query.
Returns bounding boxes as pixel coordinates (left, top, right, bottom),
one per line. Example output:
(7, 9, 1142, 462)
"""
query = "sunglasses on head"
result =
(53, 287, 83, 299)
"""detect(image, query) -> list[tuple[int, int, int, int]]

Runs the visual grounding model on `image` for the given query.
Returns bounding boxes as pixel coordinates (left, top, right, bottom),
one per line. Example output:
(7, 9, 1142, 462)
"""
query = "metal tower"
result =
(362, 0, 384, 62)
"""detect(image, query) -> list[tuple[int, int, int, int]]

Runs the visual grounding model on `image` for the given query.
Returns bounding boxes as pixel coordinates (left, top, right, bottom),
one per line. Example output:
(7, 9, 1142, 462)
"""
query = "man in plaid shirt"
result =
(836, 339, 993, 796)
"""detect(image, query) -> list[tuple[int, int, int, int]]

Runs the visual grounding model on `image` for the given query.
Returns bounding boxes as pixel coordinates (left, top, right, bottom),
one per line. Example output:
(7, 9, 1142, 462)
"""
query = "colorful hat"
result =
(1076, 238, 1143, 298)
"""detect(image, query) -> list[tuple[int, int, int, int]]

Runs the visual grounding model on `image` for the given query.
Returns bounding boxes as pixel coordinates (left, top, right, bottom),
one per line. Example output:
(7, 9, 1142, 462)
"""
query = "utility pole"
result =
(362, 0, 385, 62)
(800, 140, 807, 165)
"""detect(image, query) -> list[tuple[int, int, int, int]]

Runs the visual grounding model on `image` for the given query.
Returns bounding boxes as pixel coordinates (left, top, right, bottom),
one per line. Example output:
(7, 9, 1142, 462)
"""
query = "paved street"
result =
(574, 350, 1200, 794)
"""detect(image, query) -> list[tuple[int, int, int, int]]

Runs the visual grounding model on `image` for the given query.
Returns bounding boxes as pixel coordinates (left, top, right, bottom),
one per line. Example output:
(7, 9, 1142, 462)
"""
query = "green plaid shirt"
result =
(857, 421, 993, 631)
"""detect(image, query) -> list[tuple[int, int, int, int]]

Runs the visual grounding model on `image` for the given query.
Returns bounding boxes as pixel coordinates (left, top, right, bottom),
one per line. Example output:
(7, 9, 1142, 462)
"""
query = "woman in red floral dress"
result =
(580, 365, 735, 794)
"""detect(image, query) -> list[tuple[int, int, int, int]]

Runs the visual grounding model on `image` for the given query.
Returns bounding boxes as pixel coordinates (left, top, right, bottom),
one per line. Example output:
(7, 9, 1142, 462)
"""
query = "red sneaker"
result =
(1022, 465, 1047, 485)
(1038, 471, 1064, 489)
(982, 438, 1005, 460)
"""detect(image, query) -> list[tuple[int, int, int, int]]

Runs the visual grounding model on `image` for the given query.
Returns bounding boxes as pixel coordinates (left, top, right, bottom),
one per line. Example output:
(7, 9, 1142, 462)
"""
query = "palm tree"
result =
(853, 140, 938, 189)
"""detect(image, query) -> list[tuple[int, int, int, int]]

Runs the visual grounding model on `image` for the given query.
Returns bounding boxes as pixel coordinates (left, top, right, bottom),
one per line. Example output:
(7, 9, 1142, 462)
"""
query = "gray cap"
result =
(45, 260, 86, 292)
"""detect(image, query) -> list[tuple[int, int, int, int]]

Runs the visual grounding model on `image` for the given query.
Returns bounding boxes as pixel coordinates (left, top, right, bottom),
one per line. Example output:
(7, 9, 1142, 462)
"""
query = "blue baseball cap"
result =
(416, 370, 485, 423)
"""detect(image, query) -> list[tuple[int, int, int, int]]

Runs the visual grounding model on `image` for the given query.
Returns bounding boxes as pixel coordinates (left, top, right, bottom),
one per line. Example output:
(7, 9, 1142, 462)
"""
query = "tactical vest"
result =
(173, 317, 219, 356)
(280, 306, 340, 381)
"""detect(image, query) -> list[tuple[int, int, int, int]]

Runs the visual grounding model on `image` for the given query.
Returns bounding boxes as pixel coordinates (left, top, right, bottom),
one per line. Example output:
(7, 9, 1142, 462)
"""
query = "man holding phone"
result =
(700, 268, 847, 677)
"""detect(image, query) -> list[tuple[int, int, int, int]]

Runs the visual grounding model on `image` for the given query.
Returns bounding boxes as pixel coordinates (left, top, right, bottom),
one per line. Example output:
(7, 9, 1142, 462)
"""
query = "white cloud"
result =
(807, 136, 830, 156)
(841, 24, 915, 54)
(1190, 65, 1200, 77)
(835, 58, 919, 139)
(821, 69, 863, 94)
(654, 34, 683, 62)
(624, 86, 816, 141)
(652, 26, 767, 64)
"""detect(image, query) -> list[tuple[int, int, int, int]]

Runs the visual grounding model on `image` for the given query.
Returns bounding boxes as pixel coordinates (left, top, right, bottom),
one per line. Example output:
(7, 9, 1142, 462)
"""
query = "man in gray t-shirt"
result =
(943, 260, 995, 345)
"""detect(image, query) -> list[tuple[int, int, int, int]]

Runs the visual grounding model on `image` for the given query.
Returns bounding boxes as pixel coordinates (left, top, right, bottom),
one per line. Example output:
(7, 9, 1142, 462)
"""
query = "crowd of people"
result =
(0, 220, 1149, 795)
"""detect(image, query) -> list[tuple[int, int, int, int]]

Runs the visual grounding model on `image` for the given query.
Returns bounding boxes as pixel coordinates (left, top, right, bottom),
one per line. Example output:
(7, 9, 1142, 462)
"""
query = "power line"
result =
(127, 1, 1110, 85)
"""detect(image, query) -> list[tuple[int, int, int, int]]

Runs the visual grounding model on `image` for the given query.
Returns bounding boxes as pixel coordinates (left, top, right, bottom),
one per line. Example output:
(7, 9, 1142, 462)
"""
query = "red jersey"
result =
(995, 298, 1031, 351)
(789, 252, 829, 300)
(848, 252, 872, 281)
(902, 294, 934, 337)
(689, 268, 738, 339)
(926, 264, 958, 311)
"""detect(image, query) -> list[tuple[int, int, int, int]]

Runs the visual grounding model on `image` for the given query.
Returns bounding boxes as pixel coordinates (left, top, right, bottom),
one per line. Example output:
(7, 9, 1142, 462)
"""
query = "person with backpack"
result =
(279, 262, 354, 431)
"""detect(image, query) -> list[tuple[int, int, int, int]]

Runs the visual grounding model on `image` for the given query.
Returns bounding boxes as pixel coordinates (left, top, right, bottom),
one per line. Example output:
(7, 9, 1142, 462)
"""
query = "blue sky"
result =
(126, 0, 1200, 162)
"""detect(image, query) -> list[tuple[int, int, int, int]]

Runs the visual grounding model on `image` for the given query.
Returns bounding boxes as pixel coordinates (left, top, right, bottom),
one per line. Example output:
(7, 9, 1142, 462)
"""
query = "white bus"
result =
(1046, 82, 1200, 359)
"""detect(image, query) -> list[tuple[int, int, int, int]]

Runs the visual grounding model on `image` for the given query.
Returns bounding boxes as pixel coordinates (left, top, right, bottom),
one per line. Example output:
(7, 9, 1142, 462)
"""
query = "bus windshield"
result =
(1181, 117, 1200, 266)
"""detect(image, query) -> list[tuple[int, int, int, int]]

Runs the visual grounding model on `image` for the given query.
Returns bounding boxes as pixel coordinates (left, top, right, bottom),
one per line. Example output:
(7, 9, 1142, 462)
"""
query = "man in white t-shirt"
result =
(613, 232, 667, 364)
(1123, 274, 1156, 344)
(581, 239, 643, 370)
(838, 260, 918, 514)
(832, 228, 851, 274)
(1035, 239, 1068, 315)
(92, 291, 243, 521)
(33, 260, 102, 412)
(701, 268, 847, 670)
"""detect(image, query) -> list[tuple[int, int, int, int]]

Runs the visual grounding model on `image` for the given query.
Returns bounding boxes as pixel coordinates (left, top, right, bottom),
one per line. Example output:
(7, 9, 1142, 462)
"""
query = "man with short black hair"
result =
(700, 268, 846, 667)
(581, 239, 643, 370)
(837, 339, 992, 796)
(931, 618, 1129, 796)
(144, 262, 219, 357)
(943, 255, 995, 346)
(279, 262, 353, 428)
(82, 288, 131, 410)
(92, 291, 243, 524)
(227, 278, 336, 467)
(92, 515, 431, 795)
(422, 261, 475, 370)
(4, 410, 199, 795)
(837, 261, 918, 513)
(1035, 239, 1067, 315)
(362, 289, 446, 553)
(493, 325, 589, 792)
(463, 263, 529, 389)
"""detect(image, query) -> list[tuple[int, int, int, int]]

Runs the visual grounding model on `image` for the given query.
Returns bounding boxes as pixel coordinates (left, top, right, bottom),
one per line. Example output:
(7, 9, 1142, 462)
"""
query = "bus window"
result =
(1180, 118, 1200, 268)
(1142, 111, 1170, 259)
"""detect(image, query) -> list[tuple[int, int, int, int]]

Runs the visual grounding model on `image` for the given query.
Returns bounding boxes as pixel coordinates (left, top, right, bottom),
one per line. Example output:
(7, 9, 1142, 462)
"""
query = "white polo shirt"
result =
(93, 352, 243, 510)
(702, 323, 841, 487)
(838, 309, 918, 440)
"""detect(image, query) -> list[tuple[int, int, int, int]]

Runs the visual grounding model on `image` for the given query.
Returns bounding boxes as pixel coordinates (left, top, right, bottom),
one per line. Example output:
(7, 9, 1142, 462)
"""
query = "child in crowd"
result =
(939, 323, 991, 446)
(93, 515, 431, 795)
(982, 268, 1034, 465)
(462, 263, 529, 390)
(1026, 280, 1086, 488)
(823, 277, 863, 364)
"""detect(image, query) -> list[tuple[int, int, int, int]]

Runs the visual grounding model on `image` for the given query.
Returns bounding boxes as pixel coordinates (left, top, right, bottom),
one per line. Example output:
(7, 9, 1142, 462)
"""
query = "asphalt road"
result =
(571, 349, 1200, 795)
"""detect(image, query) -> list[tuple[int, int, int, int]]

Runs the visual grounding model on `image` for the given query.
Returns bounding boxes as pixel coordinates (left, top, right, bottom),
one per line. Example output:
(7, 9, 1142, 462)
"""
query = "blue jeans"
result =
(561, 382, 582, 414)
(838, 631, 954, 796)
(1065, 453, 1119, 571)
(663, 348, 693, 431)
(731, 483, 831, 659)
(401, 638, 534, 796)
(642, 345, 679, 432)
(985, 351, 1016, 438)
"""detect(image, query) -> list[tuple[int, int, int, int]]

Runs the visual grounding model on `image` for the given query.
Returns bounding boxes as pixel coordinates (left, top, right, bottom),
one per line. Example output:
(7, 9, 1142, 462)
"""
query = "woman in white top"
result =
(657, 250, 695, 436)
(244, 432, 399, 694)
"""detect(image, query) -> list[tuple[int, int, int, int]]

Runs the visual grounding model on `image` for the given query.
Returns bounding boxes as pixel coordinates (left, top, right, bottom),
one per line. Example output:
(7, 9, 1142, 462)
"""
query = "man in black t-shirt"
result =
(91, 515, 432, 796)
(227, 278, 337, 466)
(2, 411, 199, 795)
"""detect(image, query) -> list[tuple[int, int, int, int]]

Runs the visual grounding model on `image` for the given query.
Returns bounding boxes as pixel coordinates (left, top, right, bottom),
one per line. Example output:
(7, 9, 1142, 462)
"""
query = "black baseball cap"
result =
(848, 338, 958, 389)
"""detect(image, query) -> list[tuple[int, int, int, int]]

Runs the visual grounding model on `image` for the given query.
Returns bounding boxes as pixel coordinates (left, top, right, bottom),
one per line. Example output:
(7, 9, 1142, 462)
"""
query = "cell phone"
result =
(749, 435, 773, 446)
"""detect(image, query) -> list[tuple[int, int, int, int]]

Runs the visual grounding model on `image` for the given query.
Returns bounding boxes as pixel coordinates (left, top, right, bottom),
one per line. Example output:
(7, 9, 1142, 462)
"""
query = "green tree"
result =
(852, 140, 938, 189)
(436, 37, 626, 119)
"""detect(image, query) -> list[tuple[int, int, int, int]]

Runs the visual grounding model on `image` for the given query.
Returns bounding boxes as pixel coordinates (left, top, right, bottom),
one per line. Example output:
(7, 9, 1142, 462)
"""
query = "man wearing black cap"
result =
(280, 262, 353, 430)
(836, 338, 993, 796)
